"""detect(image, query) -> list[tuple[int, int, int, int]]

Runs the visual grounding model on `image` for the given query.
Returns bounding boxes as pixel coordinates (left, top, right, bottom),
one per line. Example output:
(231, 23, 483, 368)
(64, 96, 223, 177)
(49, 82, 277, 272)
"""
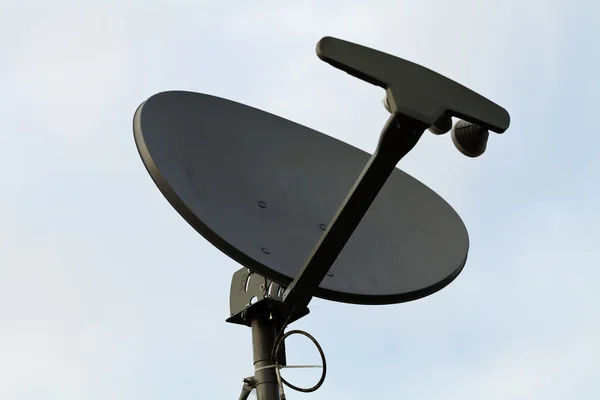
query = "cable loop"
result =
(270, 329, 327, 393)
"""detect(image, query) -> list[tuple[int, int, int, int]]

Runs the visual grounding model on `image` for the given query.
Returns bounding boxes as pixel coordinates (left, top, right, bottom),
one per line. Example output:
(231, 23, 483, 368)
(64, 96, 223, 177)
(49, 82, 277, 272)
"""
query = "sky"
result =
(1, 0, 599, 399)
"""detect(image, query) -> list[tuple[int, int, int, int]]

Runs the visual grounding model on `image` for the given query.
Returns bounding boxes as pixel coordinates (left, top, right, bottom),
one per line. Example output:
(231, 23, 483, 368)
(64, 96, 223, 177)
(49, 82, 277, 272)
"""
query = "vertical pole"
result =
(251, 318, 280, 400)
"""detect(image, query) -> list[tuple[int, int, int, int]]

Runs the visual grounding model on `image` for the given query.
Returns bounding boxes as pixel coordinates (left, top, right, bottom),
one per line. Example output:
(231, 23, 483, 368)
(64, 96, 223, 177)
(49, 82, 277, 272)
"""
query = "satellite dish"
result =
(133, 36, 511, 400)
(134, 90, 469, 305)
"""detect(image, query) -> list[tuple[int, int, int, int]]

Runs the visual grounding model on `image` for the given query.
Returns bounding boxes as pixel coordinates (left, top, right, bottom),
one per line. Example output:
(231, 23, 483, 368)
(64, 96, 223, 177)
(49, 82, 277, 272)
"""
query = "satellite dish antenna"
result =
(133, 36, 511, 399)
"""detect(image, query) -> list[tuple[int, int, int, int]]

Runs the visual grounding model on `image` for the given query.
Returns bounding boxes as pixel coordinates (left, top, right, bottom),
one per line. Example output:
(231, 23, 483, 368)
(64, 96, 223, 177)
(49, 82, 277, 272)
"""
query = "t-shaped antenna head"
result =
(316, 37, 510, 134)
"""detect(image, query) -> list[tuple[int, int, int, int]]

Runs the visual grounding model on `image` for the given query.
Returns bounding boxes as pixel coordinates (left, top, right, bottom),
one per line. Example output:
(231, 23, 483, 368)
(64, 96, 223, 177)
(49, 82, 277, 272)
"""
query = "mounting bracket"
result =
(226, 268, 309, 327)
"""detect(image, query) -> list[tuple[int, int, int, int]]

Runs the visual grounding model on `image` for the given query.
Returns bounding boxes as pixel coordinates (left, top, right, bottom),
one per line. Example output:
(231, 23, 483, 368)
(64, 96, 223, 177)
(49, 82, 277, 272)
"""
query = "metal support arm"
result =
(282, 114, 427, 308)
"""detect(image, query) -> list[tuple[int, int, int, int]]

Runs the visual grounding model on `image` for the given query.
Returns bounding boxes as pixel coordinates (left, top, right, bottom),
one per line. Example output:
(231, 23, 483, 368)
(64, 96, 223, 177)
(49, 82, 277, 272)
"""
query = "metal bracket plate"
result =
(226, 268, 309, 327)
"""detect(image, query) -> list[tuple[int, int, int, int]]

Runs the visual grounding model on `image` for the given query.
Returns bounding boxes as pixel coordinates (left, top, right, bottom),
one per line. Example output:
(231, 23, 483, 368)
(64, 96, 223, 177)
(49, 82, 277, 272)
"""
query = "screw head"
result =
(261, 247, 270, 255)
(258, 201, 267, 209)
(319, 224, 327, 231)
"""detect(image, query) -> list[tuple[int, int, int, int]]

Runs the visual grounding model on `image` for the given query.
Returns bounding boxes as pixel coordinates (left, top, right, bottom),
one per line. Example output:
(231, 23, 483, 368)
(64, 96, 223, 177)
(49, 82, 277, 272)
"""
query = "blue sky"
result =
(1, 0, 599, 399)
